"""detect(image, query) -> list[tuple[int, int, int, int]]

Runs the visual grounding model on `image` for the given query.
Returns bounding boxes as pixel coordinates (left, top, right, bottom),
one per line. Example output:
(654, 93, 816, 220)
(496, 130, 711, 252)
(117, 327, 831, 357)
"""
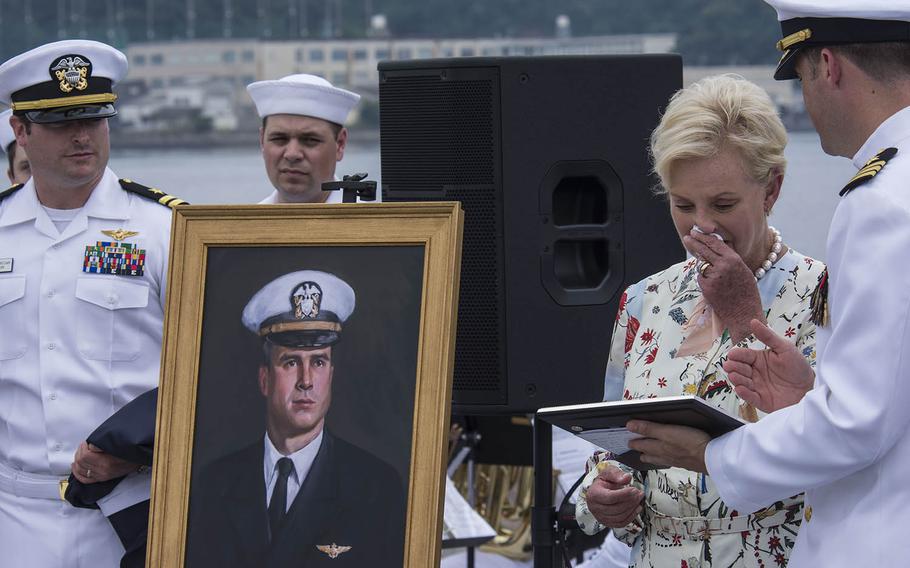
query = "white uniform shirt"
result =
(705, 105, 910, 566)
(0, 167, 172, 566)
(263, 429, 324, 511)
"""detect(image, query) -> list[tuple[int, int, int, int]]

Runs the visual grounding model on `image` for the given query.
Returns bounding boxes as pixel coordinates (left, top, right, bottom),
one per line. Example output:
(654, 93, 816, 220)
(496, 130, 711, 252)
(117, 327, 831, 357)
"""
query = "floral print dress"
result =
(575, 249, 825, 568)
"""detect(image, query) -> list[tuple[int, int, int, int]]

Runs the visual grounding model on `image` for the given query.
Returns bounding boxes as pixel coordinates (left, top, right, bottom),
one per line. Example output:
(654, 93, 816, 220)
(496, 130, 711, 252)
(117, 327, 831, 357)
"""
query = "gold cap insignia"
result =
(316, 543, 352, 559)
(292, 281, 323, 320)
(50, 54, 91, 93)
(776, 28, 812, 51)
(102, 229, 139, 241)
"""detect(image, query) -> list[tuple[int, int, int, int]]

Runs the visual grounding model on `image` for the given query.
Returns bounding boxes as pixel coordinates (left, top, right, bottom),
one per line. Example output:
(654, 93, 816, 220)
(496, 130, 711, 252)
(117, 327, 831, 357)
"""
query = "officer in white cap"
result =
(186, 269, 405, 567)
(0, 108, 29, 184)
(618, 2, 910, 566)
(247, 74, 366, 204)
(0, 39, 184, 567)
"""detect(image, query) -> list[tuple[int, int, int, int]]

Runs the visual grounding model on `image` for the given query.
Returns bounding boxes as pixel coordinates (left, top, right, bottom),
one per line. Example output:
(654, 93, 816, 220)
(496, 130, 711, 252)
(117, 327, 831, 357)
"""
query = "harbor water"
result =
(109, 131, 854, 263)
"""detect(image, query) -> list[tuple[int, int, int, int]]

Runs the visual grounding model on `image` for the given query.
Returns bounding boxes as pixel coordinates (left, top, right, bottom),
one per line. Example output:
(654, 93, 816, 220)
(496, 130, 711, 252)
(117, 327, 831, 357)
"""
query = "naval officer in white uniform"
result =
(0, 39, 183, 567)
(619, 2, 910, 566)
(247, 74, 370, 204)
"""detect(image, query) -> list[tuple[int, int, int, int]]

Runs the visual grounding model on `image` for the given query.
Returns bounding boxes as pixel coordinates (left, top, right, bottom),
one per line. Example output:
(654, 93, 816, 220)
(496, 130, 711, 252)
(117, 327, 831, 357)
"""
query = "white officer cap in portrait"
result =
(0, 39, 128, 123)
(246, 74, 361, 126)
(765, 0, 910, 79)
(242, 270, 356, 348)
(0, 109, 15, 152)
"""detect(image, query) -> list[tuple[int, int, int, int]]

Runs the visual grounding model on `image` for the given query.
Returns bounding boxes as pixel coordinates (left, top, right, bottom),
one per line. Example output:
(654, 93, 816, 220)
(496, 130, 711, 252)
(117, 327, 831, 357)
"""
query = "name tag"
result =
(0, 258, 12, 273)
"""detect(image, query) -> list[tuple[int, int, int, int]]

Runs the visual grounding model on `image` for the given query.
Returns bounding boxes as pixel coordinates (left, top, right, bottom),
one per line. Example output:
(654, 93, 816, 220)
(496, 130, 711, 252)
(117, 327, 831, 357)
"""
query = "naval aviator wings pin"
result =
(102, 229, 139, 241)
(316, 543, 352, 559)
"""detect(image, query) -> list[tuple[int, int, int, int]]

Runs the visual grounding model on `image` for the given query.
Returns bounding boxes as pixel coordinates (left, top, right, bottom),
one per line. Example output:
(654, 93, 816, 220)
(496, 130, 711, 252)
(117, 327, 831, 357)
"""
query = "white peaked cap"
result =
(766, 0, 910, 21)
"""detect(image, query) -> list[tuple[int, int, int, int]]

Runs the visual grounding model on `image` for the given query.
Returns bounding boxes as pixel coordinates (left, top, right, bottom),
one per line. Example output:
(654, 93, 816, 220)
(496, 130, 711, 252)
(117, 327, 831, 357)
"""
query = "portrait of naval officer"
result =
(186, 269, 406, 567)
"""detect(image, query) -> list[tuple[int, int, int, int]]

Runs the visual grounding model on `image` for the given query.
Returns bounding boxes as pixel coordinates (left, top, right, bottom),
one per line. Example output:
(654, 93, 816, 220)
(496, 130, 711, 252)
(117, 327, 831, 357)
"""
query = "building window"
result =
(353, 49, 367, 61)
(309, 49, 324, 62)
(134, 54, 146, 66)
(460, 47, 475, 56)
(223, 51, 236, 63)
(150, 53, 164, 65)
(441, 47, 454, 57)
(151, 78, 164, 88)
(418, 48, 433, 58)
(396, 48, 412, 60)
(332, 72, 346, 85)
(241, 50, 254, 62)
(375, 49, 389, 60)
(331, 48, 347, 61)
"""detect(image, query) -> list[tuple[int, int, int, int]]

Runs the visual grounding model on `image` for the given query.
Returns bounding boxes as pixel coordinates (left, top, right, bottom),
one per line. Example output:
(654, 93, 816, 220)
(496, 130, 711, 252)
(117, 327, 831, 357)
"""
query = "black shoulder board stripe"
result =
(0, 183, 24, 203)
(840, 147, 898, 197)
(118, 178, 189, 208)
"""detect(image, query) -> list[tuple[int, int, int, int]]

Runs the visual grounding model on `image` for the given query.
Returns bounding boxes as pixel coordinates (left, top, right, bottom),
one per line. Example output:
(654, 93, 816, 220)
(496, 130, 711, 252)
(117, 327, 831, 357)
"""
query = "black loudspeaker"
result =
(379, 56, 685, 414)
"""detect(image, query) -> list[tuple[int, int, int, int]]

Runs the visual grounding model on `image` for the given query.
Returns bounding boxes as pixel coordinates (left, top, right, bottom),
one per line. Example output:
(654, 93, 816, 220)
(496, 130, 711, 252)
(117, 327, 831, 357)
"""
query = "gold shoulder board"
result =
(118, 178, 189, 208)
(0, 183, 24, 203)
(839, 147, 898, 197)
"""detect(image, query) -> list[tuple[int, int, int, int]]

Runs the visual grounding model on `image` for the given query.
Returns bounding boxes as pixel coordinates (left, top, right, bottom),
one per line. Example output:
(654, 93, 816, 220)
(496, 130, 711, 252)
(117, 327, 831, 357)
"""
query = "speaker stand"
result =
(532, 419, 558, 567)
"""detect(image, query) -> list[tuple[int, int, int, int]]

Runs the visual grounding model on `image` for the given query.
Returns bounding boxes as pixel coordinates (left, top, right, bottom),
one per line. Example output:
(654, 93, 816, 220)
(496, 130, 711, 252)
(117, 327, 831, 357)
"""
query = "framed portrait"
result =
(147, 203, 463, 567)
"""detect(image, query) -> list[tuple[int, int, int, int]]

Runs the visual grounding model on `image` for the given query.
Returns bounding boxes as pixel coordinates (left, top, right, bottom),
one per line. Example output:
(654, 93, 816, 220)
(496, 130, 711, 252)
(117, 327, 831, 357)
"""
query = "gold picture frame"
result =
(147, 202, 463, 567)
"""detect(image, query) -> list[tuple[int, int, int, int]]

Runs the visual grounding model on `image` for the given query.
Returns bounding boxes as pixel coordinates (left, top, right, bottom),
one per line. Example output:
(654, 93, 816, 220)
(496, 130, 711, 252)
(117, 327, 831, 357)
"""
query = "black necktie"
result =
(268, 457, 294, 540)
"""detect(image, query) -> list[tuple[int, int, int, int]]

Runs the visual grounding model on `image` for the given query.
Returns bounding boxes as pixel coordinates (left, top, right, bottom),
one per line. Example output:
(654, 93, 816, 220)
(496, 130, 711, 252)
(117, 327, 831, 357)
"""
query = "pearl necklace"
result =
(754, 226, 782, 280)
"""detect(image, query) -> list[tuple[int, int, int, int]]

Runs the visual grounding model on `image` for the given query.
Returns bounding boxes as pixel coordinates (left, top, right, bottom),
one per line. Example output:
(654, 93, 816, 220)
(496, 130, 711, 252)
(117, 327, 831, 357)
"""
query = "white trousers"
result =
(0, 489, 123, 568)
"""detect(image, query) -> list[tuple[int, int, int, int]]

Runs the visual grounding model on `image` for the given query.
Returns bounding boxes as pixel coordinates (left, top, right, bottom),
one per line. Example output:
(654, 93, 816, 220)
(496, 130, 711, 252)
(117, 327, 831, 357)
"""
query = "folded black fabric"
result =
(64, 387, 158, 509)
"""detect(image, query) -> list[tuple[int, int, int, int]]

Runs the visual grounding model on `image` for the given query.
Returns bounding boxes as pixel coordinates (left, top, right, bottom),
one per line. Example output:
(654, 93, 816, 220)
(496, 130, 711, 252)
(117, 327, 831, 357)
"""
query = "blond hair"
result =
(650, 74, 787, 194)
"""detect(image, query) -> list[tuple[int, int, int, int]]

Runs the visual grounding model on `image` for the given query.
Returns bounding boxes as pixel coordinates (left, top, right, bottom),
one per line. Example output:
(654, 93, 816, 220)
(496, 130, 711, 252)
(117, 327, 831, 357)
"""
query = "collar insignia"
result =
(49, 54, 91, 94)
(316, 543, 352, 559)
(291, 281, 322, 320)
(102, 229, 139, 241)
(840, 147, 898, 196)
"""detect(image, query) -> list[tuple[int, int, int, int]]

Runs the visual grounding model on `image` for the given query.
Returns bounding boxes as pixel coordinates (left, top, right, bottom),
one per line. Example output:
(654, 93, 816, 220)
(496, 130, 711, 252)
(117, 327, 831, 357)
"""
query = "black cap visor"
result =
(774, 48, 802, 81)
(265, 330, 340, 349)
(23, 102, 116, 124)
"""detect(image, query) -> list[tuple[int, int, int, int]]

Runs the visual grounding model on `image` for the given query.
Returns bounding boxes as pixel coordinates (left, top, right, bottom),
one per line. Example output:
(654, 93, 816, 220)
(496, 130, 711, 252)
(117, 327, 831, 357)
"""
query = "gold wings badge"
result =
(316, 543, 352, 559)
(102, 229, 139, 241)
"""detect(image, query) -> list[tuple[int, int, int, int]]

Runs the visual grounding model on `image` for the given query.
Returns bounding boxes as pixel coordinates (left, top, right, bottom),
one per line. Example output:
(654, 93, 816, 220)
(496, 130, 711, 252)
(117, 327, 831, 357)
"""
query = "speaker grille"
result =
(380, 67, 506, 403)
(380, 74, 497, 190)
(448, 187, 502, 395)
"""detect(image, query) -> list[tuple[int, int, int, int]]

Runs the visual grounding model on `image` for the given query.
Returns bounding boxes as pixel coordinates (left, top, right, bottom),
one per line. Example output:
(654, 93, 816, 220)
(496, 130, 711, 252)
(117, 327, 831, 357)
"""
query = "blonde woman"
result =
(575, 75, 824, 567)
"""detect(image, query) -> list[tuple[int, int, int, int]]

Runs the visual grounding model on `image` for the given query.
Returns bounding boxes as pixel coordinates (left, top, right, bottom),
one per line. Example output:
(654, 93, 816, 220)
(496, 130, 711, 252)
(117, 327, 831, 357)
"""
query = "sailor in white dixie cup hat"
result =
(247, 74, 368, 204)
(0, 39, 184, 568)
(185, 269, 407, 567)
(616, 2, 910, 566)
(0, 108, 30, 184)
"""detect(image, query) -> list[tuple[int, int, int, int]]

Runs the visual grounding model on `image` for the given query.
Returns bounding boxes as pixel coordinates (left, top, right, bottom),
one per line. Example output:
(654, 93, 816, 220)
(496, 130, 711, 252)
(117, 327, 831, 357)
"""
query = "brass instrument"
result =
(451, 463, 535, 561)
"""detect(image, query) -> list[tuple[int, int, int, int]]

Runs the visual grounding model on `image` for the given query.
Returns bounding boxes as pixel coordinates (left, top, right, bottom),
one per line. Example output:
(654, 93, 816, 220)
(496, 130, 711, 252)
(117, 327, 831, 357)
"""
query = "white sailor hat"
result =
(246, 74, 361, 126)
(242, 270, 356, 348)
(0, 109, 16, 153)
(766, 1, 910, 80)
(0, 39, 127, 123)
